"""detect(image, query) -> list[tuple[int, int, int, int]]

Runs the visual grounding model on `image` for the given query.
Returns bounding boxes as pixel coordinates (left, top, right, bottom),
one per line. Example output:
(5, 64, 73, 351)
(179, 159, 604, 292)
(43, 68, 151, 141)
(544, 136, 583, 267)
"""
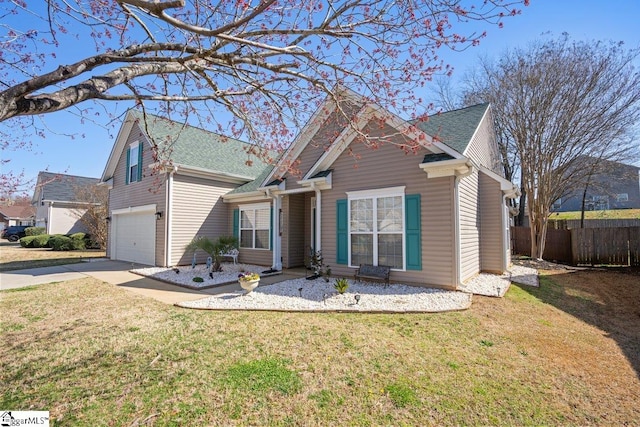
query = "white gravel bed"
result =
(131, 263, 268, 288)
(459, 271, 511, 297)
(458, 264, 538, 297)
(177, 277, 472, 313)
(510, 264, 539, 287)
(133, 263, 536, 312)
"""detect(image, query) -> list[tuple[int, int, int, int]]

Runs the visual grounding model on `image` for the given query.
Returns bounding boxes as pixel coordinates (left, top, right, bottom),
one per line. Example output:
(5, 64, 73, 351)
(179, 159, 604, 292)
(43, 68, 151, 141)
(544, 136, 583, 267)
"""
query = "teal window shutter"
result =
(405, 194, 422, 270)
(336, 199, 348, 265)
(137, 142, 143, 181)
(233, 209, 239, 241)
(125, 147, 130, 185)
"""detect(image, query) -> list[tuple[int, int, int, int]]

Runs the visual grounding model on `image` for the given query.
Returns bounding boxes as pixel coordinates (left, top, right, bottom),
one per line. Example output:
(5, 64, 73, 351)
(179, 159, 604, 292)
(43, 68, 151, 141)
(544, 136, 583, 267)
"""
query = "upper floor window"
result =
(127, 142, 142, 184)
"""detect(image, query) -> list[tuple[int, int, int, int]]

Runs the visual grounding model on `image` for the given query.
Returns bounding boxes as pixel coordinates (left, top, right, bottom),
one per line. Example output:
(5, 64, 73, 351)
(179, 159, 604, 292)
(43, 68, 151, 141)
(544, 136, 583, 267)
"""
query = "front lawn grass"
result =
(549, 208, 640, 220)
(0, 243, 105, 271)
(1, 268, 639, 426)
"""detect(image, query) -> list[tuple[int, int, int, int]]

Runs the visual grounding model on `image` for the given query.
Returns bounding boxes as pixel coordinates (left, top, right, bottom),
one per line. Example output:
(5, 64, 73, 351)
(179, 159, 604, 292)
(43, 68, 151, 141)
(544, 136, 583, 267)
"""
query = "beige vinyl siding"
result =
(282, 194, 305, 268)
(318, 120, 457, 289)
(170, 174, 237, 266)
(421, 176, 456, 288)
(107, 124, 166, 265)
(49, 204, 88, 235)
(479, 172, 505, 273)
(227, 202, 273, 267)
(463, 112, 502, 174)
(458, 171, 480, 282)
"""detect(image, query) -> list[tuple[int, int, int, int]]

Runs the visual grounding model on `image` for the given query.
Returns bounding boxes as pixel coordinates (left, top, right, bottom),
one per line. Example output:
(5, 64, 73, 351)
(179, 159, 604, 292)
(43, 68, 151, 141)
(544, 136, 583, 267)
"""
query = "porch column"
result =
(314, 186, 321, 252)
(272, 194, 283, 271)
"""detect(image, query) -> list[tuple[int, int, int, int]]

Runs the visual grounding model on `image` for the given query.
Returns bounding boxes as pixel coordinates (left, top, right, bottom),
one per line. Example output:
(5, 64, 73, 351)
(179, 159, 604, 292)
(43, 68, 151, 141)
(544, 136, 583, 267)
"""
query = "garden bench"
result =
(219, 248, 239, 264)
(354, 264, 391, 287)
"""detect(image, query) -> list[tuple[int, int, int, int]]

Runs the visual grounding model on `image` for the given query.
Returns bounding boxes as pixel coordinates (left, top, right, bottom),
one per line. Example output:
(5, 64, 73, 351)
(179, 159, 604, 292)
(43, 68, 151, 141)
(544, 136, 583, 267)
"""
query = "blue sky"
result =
(2, 0, 639, 195)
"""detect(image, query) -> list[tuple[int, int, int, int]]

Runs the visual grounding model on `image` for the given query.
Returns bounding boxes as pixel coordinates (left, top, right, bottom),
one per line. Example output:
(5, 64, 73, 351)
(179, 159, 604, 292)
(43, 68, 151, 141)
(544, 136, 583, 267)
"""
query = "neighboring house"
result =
(0, 204, 35, 232)
(32, 172, 101, 234)
(102, 91, 518, 289)
(552, 158, 640, 212)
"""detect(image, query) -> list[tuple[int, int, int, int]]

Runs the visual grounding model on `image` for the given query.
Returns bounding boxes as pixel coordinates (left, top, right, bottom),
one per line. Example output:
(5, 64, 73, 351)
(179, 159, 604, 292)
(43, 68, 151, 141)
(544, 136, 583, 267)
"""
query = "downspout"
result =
(454, 162, 475, 287)
(502, 193, 509, 271)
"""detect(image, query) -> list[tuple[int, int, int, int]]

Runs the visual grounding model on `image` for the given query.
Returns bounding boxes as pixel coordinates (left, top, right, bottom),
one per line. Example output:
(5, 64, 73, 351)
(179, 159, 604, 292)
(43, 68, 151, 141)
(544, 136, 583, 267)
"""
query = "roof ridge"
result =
(127, 109, 265, 150)
(411, 102, 489, 124)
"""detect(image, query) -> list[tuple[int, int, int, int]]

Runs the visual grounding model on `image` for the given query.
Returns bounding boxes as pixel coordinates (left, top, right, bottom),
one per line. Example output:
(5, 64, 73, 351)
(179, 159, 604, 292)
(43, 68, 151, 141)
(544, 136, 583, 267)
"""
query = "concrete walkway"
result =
(1, 260, 214, 304)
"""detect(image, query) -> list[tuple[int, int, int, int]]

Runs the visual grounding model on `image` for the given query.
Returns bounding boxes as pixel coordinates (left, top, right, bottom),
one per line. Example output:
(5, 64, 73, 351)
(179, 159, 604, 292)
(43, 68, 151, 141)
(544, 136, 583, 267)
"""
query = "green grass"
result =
(549, 208, 640, 220)
(1, 271, 638, 426)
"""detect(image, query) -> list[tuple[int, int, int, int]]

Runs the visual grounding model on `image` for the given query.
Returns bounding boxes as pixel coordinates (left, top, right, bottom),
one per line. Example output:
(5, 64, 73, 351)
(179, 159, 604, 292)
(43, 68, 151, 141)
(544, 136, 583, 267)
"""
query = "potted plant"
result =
(238, 272, 260, 293)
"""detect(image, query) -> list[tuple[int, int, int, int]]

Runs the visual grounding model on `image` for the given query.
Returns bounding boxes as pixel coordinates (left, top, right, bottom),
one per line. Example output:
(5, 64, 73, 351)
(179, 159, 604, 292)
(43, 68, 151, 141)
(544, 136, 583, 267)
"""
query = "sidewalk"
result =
(0, 260, 208, 304)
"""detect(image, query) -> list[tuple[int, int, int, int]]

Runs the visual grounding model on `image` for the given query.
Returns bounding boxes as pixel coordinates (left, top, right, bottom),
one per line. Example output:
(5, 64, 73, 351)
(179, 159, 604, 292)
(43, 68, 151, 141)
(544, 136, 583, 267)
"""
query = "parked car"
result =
(1, 225, 29, 242)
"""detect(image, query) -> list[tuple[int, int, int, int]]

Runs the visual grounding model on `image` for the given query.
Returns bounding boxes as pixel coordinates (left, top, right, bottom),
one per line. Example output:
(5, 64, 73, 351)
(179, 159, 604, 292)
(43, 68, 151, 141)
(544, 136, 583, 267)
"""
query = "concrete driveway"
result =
(0, 259, 210, 305)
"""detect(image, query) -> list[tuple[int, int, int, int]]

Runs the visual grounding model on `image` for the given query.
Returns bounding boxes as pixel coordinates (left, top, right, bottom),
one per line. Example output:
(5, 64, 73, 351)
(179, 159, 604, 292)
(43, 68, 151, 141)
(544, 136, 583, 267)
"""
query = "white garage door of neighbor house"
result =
(113, 212, 156, 265)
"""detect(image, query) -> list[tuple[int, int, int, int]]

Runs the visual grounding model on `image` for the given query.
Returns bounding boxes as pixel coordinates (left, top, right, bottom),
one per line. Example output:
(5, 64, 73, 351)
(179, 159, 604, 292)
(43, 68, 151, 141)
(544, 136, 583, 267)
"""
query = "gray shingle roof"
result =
(35, 172, 100, 202)
(413, 103, 489, 154)
(130, 110, 277, 180)
(226, 164, 276, 195)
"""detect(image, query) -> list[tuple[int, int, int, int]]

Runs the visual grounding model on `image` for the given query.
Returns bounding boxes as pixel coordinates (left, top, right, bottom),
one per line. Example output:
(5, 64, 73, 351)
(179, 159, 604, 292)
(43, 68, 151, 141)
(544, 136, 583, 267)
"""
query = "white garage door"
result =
(113, 212, 156, 265)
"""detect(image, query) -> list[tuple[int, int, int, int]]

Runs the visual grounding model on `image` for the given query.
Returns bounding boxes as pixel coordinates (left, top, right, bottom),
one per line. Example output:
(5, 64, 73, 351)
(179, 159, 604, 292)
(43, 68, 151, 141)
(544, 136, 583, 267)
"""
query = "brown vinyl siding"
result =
(458, 171, 480, 282)
(317, 120, 456, 288)
(479, 172, 505, 273)
(227, 202, 273, 267)
(107, 124, 166, 266)
(170, 174, 236, 266)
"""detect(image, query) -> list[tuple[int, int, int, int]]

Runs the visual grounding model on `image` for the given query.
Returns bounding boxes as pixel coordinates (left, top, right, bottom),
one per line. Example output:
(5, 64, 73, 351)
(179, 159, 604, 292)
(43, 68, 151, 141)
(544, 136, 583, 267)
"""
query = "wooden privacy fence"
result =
(547, 218, 640, 229)
(511, 227, 572, 263)
(511, 226, 640, 266)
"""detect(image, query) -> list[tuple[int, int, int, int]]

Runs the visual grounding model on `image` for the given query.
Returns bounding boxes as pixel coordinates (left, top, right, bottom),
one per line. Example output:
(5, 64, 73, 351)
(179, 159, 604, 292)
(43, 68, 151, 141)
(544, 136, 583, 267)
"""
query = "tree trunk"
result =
(580, 174, 593, 229)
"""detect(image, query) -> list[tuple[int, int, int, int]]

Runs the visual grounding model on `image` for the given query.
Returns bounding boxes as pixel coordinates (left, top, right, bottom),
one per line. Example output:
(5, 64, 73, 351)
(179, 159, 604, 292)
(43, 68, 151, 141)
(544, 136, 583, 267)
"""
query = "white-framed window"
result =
(552, 198, 562, 211)
(240, 203, 271, 250)
(347, 187, 405, 269)
(616, 193, 629, 202)
(128, 142, 140, 183)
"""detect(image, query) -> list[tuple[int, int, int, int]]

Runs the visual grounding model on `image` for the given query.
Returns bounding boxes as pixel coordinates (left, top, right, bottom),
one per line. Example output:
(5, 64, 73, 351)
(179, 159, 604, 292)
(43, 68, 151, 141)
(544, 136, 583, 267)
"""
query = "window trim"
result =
(239, 202, 271, 250)
(128, 142, 140, 184)
(346, 186, 405, 270)
(616, 193, 629, 202)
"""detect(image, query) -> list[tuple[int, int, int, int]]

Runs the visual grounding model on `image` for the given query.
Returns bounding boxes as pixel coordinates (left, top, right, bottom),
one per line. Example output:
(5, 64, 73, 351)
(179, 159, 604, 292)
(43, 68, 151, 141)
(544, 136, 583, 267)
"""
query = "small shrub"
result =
(49, 235, 74, 251)
(192, 277, 204, 283)
(19, 236, 37, 248)
(32, 234, 52, 248)
(25, 227, 46, 236)
(69, 233, 87, 250)
(334, 278, 349, 294)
